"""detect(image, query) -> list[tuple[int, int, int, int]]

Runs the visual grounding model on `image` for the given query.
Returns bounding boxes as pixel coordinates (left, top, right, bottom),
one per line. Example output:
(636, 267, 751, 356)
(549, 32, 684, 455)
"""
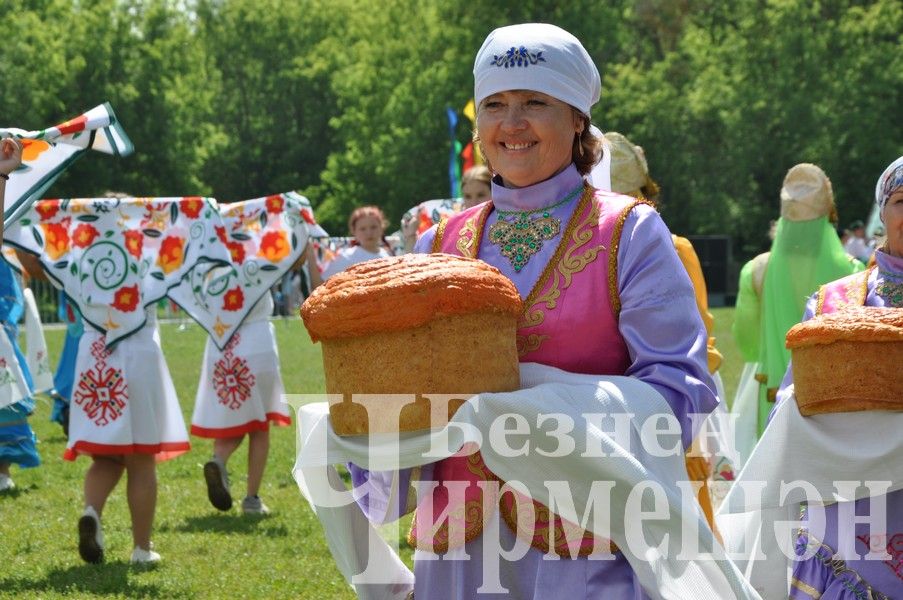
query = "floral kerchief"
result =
(168, 192, 316, 350)
(1, 103, 133, 226)
(400, 198, 463, 237)
(4, 196, 230, 347)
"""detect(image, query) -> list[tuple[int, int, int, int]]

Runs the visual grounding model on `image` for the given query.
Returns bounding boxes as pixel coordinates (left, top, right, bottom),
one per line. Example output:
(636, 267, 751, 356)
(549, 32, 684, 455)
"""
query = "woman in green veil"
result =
(732, 163, 862, 440)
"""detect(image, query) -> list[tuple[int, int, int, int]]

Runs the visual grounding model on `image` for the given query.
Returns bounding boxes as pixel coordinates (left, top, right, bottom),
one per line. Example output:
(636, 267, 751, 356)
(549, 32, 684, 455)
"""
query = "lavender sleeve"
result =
(413, 225, 437, 254)
(616, 205, 719, 448)
(346, 463, 435, 524)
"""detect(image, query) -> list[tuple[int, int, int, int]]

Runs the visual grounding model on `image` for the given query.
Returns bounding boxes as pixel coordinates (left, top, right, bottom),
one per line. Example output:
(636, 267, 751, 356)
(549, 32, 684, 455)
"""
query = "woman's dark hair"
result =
(572, 113, 602, 176)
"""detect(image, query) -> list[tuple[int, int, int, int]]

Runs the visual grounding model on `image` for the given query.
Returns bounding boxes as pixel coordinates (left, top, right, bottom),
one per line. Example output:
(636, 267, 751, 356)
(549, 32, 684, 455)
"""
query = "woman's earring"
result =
(576, 133, 584, 157)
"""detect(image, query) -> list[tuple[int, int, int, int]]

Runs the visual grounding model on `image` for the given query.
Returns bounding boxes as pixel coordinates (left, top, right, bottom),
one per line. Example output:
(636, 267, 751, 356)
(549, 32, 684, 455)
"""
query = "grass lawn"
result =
(0, 310, 742, 599)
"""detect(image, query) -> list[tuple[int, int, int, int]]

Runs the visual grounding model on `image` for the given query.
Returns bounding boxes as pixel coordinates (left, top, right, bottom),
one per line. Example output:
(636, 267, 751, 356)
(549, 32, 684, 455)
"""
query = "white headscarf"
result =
(473, 23, 601, 118)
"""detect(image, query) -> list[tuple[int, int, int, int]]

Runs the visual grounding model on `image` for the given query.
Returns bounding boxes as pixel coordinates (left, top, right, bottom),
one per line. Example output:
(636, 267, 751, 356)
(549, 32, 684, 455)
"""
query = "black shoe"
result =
(78, 510, 104, 564)
(203, 459, 233, 511)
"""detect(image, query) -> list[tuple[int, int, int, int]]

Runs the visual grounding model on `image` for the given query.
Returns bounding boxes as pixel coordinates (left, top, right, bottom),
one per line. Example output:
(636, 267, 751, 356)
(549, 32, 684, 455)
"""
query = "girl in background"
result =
(460, 165, 491, 209)
(321, 206, 393, 279)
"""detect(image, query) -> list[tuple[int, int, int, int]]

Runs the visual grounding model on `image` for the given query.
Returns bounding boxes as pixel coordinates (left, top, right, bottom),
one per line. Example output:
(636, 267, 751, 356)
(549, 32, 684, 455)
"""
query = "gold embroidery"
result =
(408, 452, 499, 554)
(431, 218, 448, 254)
(795, 528, 891, 600)
(557, 197, 604, 289)
(434, 203, 493, 258)
(470, 203, 492, 257)
(853, 266, 872, 305)
(790, 577, 822, 599)
(516, 333, 549, 356)
(455, 216, 479, 257)
(519, 186, 594, 317)
(498, 489, 618, 557)
(523, 193, 604, 324)
(518, 185, 599, 343)
(816, 284, 828, 315)
(815, 267, 873, 315)
(408, 497, 488, 554)
(608, 198, 656, 317)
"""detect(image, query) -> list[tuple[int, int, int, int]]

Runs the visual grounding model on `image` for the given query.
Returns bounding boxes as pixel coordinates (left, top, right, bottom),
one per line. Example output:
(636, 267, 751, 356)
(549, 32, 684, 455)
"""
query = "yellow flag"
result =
(462, 98, 476, 124)
(461, 99, 483, 164)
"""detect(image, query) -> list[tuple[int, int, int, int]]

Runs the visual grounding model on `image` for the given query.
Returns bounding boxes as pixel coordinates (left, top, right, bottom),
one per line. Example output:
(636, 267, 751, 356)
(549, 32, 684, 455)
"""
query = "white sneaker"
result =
(0, 474, 14, 492)
(241, 495, 270, 515)
(130, 544, 161, 565)
(78, 506, 105, 564)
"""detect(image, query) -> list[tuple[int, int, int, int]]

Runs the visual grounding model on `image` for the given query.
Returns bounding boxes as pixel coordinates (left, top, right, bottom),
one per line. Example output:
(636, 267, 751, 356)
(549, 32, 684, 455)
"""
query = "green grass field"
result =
(0, 309, 741, 599)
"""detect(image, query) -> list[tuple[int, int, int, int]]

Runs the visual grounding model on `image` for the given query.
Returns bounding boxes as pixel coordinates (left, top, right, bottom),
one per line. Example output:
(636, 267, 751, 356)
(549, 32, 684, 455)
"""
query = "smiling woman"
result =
(476, 89, 583, 188)
(344, 22, 722, 600)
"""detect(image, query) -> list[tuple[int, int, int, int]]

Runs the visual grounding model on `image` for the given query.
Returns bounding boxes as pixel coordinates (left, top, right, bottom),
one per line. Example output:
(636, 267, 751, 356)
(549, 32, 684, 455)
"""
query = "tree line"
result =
(2, 0, 900, 260)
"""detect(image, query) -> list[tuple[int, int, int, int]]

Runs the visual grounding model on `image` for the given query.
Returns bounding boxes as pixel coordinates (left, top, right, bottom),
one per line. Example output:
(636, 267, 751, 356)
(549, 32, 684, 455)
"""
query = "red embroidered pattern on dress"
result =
(74, 338, 128, 426)
(212, 333, 255, 410)
(857, 533, 903, 582)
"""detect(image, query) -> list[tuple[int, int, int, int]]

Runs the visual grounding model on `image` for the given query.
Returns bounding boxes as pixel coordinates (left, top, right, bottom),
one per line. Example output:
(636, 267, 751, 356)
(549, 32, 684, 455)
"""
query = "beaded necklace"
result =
(487, 183, 584, 272)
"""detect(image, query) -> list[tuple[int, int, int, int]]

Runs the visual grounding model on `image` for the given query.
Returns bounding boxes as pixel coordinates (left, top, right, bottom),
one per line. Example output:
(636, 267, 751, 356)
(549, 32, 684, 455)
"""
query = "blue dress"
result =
(50, 292, 83, 427)
(0, 260, 40, 468)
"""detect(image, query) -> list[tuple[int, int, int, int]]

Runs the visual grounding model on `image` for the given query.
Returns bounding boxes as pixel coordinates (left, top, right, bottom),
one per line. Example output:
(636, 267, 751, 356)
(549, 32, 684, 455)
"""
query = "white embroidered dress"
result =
(191, 293, 290, 437)
(65, 310, 189, 460)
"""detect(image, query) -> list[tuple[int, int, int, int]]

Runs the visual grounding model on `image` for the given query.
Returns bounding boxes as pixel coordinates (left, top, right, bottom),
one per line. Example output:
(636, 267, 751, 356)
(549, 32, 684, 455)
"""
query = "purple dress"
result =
(350, 165, 718, 599)
(773, 250, 903, 600)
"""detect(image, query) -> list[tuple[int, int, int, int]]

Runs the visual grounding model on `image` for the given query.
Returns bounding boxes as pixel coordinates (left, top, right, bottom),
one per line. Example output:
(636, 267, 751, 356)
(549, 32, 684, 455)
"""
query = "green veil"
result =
(756, 215, 861, 432)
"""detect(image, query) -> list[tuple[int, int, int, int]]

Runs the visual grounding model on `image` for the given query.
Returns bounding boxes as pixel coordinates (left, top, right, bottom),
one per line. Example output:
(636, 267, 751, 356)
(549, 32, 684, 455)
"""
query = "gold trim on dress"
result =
(816, 267, 873, 315)
(516, 333, 550, 356)
(794, 527, 891, 600)
(407, 451, 499, 554)
(790, 577, 822, 599)
(608, 198, 656, 316)
(498, 488, 618, 557)
(453, 203, 493, 258)
(519, 188, 602, 337)
(519, 185, 595, 315)
(431, 218, 448, 254)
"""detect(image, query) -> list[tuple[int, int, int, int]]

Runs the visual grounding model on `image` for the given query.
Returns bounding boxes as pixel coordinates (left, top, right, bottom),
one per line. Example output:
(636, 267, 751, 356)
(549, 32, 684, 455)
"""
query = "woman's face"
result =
(883, 188, 903, 258)
(461, 179, 491, 209)
(352, 214, 383, 252)
(477, 90, 581, 188)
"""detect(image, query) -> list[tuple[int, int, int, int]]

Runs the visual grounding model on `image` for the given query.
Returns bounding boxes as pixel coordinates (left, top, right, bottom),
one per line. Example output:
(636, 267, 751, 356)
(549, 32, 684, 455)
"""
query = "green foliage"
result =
(2, 0, 899, 259)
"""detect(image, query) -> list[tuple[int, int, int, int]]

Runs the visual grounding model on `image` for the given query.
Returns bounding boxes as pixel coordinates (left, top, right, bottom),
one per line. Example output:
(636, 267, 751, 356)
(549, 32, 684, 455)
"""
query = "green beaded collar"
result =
(487, 183, 584, 272)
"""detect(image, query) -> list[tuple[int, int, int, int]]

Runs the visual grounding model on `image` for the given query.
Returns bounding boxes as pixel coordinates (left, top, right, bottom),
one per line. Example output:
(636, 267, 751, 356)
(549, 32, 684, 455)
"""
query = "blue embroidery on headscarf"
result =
(491, 46, 545, 68)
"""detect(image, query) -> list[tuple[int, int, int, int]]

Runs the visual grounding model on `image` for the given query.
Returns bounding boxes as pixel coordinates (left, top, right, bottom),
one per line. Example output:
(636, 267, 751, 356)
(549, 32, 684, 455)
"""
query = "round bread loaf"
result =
(301, 253, 523, 435)
(786, 307, 903, 415)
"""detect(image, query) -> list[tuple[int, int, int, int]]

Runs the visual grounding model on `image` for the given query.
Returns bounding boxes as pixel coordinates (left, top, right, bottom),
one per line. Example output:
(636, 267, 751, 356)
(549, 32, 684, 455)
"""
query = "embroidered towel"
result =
(5, 197, 229, 347)
(1, 103, 133, 226)
(169, 192, 316, 349)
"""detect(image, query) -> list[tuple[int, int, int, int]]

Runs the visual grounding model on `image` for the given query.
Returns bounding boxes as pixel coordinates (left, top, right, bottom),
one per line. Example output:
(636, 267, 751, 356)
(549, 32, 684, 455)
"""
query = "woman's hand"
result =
(0, 137, 24, 178)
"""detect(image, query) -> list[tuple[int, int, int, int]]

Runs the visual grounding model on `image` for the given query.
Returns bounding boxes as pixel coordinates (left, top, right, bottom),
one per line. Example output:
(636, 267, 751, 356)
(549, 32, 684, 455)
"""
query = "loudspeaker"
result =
(685, 235, 731, 307)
